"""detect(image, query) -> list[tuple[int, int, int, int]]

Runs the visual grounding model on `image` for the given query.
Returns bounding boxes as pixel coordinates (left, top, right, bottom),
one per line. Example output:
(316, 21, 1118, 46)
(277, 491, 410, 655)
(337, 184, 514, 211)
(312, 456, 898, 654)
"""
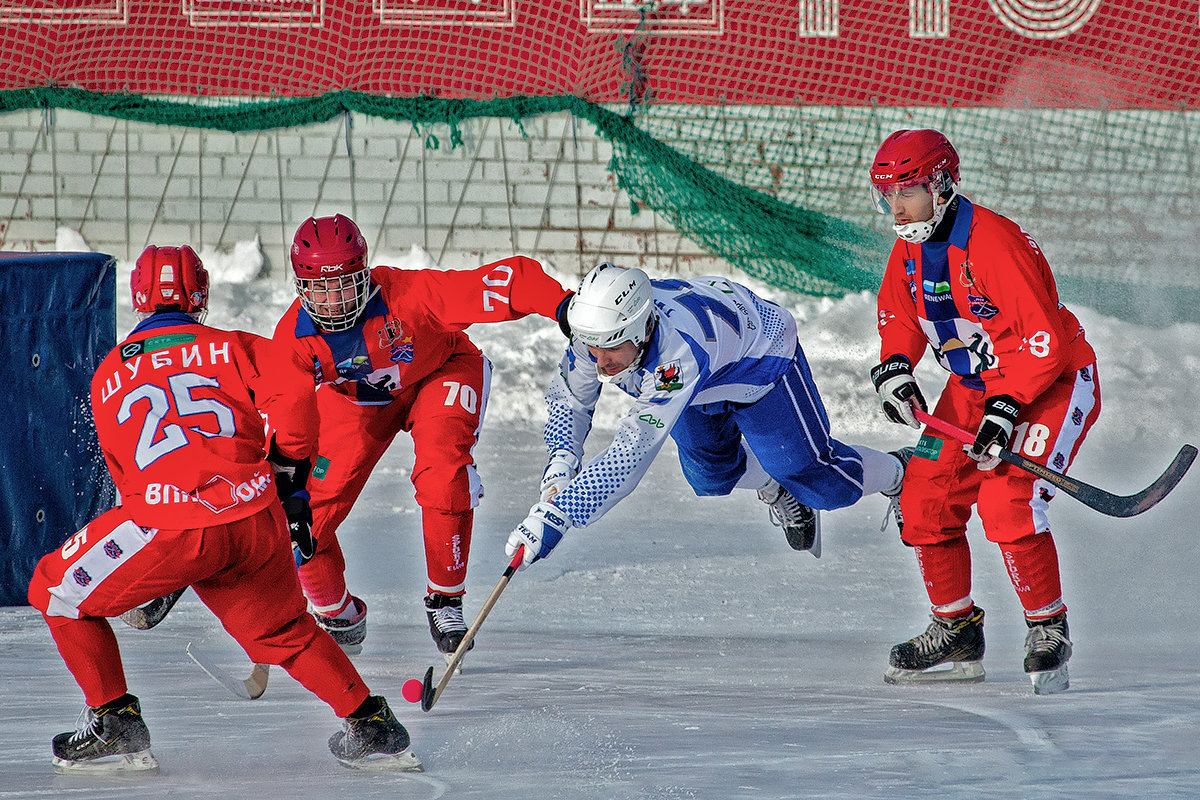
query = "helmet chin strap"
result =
(596, 342, 648, 384)
(893, 188, 956, 244)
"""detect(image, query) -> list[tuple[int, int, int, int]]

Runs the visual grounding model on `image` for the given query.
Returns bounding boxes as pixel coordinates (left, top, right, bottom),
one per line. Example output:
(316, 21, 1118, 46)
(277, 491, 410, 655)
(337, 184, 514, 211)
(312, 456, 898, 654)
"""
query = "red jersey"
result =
(876, 197, 1095, 405)
(90, 313, 314, 528)
(273, 255, 569, 411)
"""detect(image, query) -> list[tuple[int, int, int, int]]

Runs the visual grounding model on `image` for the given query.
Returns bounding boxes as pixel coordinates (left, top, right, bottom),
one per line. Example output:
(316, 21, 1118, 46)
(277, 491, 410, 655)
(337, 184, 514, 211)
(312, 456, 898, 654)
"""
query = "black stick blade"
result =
(420, 665, 436, 712)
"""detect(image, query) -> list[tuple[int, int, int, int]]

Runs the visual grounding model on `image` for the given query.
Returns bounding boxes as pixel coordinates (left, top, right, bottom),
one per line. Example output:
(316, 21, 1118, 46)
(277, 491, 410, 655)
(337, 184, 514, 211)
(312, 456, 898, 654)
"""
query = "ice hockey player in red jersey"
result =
(272, 215, 571, 661)
(867, 129, 1100, 694)
(27, 245, 421, 774)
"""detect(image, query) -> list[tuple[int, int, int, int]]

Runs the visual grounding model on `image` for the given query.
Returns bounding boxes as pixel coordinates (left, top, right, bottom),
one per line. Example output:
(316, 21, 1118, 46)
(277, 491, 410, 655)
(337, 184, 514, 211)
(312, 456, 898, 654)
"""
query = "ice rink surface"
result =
(2, 256, 1198, 798)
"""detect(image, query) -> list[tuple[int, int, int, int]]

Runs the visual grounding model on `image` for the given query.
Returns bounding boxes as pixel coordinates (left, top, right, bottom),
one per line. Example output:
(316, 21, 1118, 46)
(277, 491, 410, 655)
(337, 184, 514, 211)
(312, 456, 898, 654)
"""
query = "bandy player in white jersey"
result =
(504, 262, 912, 567)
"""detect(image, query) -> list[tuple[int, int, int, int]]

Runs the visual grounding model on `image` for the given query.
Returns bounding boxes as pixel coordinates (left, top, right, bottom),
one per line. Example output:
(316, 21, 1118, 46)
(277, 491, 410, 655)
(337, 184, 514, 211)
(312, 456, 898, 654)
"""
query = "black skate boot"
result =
(885, 606, 986, 684)
(880, 447, 915, 536)
(314, 595, 367, 655)
(329, 696, 422, 772)
(426, 593, 473, 668)
(758, 479, 821, 557)
(52, 693, 159, 774)
(1024, 611, 1072, 695)
(119, 587, 186, 630)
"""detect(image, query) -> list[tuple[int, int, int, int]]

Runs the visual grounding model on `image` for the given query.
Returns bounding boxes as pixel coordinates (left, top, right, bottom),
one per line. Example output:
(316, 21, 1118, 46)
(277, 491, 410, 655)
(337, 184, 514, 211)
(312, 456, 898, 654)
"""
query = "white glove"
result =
(505, 501, 571, 569)
(965, 395, 1020, 471)
(539, 450, 581, 502)
(870, 355, 927, 430)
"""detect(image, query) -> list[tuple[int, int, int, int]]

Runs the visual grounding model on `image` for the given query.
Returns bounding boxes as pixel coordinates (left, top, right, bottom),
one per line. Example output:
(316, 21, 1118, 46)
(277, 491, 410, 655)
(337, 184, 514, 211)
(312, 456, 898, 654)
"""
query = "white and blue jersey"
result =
(546, 276, 866, 527)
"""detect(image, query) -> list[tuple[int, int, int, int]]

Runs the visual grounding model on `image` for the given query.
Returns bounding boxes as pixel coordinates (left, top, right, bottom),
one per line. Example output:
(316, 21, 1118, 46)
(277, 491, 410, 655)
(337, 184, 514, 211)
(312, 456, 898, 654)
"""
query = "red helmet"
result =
(869, 130, 961, 243)
(131, 245, 209, 320)
(290, 215, 371, 331)
(869, 129, 960, 191)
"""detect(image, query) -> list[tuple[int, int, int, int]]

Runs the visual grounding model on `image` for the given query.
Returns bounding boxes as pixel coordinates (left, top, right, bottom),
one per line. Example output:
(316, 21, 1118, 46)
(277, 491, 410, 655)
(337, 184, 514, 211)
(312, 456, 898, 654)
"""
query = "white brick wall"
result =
(4, 103, 1195, 303)
(0, 108, 724, 286)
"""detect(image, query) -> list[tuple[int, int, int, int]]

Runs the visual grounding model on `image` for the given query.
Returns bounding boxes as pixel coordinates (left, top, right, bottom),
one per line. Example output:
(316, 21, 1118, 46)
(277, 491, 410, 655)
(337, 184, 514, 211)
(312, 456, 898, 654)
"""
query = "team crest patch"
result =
(103, 539, 124, 559)
(654, 361, 683, 392)
(967, 292, 998, 319)
(378, 318, 414, 363)
(72, 567, 92, 587)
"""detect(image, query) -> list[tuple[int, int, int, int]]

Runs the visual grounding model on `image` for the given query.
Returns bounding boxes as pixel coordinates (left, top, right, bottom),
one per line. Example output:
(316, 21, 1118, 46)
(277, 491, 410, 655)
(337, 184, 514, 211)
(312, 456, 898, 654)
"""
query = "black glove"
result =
(267, 439, 316, 566)
(555, 292, 574, 338)
(870, 355, 927, 428)
(968, 394, 1021, 469)
(282, 493, 316, 566)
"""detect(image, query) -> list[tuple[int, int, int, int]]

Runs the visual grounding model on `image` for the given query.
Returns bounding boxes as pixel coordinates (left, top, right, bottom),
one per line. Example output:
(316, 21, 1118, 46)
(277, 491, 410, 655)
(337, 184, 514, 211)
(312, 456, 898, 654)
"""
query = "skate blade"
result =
(337, 749, 424, 773)
(443, 651, 463, 675)
(53, 749, 160, 775)
(884, 660, 985, 685)
(1029, 665, 1069, 694)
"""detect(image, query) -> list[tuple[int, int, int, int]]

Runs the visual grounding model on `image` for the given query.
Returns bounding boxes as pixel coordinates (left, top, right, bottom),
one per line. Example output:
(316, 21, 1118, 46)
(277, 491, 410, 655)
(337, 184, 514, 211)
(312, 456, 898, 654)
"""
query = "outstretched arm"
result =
(410, 255, 571, 330)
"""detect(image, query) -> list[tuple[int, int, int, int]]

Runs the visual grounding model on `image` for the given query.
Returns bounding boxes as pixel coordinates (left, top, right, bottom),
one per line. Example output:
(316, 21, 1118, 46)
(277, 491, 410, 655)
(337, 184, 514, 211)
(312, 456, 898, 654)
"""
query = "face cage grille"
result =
(295, 270, 371, 332)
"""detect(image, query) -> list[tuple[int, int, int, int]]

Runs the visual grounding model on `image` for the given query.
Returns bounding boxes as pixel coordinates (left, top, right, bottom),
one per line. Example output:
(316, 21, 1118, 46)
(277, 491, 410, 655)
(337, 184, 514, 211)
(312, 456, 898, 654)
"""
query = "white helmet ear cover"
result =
(568, 263, 655, 349)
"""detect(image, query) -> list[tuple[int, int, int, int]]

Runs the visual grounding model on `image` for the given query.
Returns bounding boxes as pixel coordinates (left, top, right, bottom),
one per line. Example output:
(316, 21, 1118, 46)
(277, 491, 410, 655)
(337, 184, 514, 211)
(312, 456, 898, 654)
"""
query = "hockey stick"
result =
(420, 546, 525, 712)
(186, 642, 270, 700)
(913, 408, 1196, 518)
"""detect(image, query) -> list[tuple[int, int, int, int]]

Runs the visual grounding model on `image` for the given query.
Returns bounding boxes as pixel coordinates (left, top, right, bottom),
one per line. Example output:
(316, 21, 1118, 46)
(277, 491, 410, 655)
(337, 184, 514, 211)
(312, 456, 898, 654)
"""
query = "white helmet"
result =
(568, 262, 657, 383)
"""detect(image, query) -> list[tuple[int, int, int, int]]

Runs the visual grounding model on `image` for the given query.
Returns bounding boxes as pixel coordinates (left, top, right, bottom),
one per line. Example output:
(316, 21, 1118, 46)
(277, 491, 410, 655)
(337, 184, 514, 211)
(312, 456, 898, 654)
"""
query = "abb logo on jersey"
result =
(144, 471, 273, 513)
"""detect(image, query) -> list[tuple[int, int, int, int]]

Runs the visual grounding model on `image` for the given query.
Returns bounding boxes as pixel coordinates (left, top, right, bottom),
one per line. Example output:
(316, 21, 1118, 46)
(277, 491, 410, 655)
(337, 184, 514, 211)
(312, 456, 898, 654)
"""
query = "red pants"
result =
(27, 503, 370, 717)
(300, 352, 490, 611)
(898, 364, 1100, 617)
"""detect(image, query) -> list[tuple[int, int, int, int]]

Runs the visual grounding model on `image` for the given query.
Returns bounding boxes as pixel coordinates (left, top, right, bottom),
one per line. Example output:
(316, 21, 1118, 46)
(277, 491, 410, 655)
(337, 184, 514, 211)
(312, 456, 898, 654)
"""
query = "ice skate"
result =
(329, 696, 422, 772)
(885, 606, 986, 684)
(52, 694, 159, 775)
(1024, 611, 1072, 695)
(758, 478, 821, 557)
(314, 595, 367, 655)
(119, 587, 186, 630)
(880, 446, 915, 535)
(426, 593, 472, 672)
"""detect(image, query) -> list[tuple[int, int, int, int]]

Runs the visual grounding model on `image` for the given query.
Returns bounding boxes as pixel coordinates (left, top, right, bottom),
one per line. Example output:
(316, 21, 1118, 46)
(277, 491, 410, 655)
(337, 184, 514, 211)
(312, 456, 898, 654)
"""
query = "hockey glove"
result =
(505, 501, 571, 569)
(966, 394, 1021, 471)
(556, 292, 575, 338)
(539, 450, 581, 502)
(282, 492, 317, 566)
(870, 355, 927, 429)
(267, 440, 317, 566)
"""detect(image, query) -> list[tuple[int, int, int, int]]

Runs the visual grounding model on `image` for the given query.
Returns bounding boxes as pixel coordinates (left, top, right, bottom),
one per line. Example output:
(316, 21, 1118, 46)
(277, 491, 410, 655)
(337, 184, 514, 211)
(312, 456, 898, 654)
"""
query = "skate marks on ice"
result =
(890, 695, 1059, 752)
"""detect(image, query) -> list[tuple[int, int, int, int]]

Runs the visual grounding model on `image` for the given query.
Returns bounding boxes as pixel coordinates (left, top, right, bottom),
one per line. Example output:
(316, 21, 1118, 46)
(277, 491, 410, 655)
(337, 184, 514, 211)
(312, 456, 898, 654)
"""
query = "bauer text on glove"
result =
(870, 355, 927, 429)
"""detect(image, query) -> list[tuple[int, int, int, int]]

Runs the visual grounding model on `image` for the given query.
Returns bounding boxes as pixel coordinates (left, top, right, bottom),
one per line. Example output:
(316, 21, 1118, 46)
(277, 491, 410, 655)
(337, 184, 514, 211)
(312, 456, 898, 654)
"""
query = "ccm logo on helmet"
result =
(614, 281, 637, 304)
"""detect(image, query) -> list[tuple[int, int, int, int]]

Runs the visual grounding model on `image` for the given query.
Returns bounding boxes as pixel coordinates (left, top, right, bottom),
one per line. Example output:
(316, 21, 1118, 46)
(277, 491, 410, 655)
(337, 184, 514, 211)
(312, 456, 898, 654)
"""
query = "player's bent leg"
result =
(410, 357, 488, 663)
(192, 507, 379, 713)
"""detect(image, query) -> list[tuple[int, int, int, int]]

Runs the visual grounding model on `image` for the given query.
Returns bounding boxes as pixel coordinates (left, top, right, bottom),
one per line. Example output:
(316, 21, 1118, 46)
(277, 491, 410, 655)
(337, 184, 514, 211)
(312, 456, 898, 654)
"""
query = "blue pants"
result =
(670, 353, 865, 511)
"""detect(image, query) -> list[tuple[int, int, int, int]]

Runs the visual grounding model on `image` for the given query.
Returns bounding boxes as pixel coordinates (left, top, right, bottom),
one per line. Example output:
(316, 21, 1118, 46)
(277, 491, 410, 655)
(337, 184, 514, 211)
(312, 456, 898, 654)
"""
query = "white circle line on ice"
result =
(987, 0, 1101, 38)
